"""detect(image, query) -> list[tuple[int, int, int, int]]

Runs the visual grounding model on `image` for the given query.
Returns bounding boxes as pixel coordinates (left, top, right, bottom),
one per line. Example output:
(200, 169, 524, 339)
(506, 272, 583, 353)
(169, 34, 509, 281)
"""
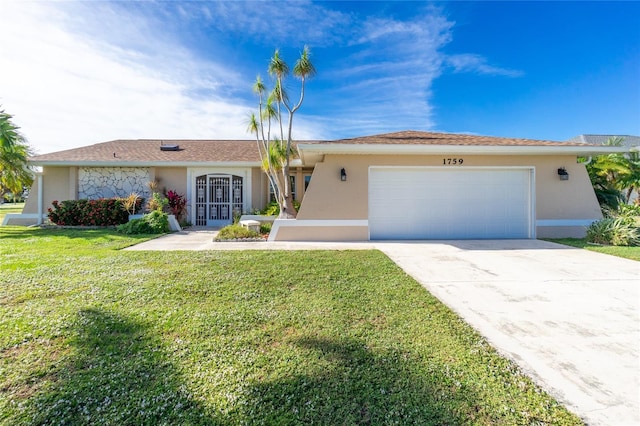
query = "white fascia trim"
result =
(30, 161, 261, 167)
(536, 219, 597, 227)
(268, 219, 368, 242)
(296, 144, 629, 156)
(370, 165, 534, 171)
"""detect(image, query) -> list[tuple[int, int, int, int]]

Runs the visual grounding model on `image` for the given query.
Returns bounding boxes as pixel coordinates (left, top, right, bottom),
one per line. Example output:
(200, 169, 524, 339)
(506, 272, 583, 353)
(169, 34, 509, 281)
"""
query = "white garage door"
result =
(369, 167, 534, 239)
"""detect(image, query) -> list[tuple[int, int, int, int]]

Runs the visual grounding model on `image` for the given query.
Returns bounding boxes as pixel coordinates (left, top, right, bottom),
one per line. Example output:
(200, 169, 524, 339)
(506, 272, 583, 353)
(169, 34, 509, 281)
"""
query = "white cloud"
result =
(445, 54, 524, 77)
(318, 10, 454, 136)
(0, 2, 258, 154)
(196, 1, 353, 46)
(0, 1, 524, 154)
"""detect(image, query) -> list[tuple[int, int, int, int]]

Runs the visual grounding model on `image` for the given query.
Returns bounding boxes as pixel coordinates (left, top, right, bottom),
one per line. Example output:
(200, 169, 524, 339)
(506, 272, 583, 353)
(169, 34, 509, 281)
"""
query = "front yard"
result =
(546, 238, 640, 261)
(0, 227, 581, 424)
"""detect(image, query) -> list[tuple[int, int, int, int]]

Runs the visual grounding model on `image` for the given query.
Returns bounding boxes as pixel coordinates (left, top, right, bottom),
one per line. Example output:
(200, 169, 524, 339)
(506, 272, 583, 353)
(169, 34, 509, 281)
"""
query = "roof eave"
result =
(29, 160, 262, 167)
(296, 143, 629, 158)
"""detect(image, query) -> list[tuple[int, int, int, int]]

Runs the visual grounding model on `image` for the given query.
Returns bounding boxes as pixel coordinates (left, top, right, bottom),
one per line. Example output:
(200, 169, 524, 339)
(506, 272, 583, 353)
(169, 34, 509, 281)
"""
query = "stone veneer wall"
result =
(78, 167, 151, 200)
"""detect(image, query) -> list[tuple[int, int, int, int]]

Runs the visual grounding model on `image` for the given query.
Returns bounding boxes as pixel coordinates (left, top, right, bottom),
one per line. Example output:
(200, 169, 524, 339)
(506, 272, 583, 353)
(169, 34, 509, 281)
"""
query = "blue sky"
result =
(1, 1, 638, 154)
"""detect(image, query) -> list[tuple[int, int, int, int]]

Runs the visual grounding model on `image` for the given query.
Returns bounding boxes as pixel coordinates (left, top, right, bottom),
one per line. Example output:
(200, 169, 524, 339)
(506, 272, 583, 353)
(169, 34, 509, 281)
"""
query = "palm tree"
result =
(585, 137, 640, 209)
(617, 149, 640, 203)
(0, 107, 33, 201)
(249, 47, 316, 218)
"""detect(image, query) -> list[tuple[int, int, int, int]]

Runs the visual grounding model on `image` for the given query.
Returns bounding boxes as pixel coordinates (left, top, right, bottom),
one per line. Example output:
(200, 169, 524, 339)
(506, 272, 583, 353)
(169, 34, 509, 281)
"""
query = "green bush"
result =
(48, 198, 133, 226)
(215, 224, 260, 240)
(260, 222, 272, 234)
(261, 200, 301, 216)
(116, 210, 169, 235)
(586, 217, 640, 246)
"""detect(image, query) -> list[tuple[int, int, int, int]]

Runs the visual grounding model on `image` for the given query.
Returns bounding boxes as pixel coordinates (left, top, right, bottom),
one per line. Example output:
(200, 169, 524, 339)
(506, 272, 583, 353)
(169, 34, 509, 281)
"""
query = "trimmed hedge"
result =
(47, 198, 142, 226)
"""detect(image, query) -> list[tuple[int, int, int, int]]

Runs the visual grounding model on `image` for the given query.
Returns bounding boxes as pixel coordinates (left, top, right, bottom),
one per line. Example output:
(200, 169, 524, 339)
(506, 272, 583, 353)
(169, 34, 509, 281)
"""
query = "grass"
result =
(0, 203, 24, 223)
(0, 227, 583, 425)
(546, 238, 640, 261)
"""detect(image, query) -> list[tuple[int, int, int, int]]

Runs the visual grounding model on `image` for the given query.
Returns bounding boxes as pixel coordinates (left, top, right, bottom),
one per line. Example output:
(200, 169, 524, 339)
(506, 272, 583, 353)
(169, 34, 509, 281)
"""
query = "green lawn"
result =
(0, 227, 582, 425)
(0, 203, 24, 224)
(546, 238, 640, 261)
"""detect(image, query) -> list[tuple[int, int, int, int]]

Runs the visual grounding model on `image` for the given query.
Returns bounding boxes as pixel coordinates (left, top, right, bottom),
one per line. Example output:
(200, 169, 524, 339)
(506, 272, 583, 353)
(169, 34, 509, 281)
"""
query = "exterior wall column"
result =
(295, 167, 303, 201)
(36, 172, 43, 225)
(69, 167, 78, 200)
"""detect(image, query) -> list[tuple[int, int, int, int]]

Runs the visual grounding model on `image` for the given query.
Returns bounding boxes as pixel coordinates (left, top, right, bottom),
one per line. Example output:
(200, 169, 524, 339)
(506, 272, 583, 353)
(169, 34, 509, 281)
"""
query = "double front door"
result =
(195, 174, 243, 226)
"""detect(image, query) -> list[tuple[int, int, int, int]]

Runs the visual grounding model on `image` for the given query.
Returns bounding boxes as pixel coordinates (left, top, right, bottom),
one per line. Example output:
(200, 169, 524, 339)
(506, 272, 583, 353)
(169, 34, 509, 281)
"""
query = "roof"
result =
(30, 131, 628, 167)
(567, 134, 640, 149)
(324, 130, 590, 146)
(296, 131, 628, 164)
(30, 139, 262, 166)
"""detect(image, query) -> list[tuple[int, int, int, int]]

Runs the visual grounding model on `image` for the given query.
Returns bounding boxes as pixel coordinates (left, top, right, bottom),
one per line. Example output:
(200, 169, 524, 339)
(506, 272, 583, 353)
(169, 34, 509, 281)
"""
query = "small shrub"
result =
(586, 217, 640, 246)
(147, 192, 168, 212)
(261, 202, 280, 216)
(215, 224, 260, 240)
(260, 222, 272, 234)
(166, 190, 187, 221)
(116, 210, 169, 234)
(261, 200, 301, 216)
(233, 209, 243, 224)
(120, 193, 144, 215)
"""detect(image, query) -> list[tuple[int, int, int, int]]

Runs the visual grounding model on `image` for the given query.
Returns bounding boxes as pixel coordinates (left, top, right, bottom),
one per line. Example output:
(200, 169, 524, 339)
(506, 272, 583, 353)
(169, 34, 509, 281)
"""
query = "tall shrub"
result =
(166, 190, 187, 221)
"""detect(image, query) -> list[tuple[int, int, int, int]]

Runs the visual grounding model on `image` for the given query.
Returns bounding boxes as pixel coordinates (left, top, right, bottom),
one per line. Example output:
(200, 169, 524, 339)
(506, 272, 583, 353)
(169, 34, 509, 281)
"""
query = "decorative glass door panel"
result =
(208, 176, 230, 226)
(194, 174, 243, 227)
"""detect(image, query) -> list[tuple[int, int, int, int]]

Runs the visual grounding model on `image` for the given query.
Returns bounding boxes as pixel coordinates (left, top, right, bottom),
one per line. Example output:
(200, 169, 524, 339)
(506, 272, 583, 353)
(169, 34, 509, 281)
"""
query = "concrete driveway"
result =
(378, 240, 640, 426)
(126, 233, 639, 425)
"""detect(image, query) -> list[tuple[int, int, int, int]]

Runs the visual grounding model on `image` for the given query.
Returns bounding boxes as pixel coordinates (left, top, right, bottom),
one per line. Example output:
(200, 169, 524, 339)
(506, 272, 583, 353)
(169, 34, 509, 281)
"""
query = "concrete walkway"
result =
(124, 232, 640, 425)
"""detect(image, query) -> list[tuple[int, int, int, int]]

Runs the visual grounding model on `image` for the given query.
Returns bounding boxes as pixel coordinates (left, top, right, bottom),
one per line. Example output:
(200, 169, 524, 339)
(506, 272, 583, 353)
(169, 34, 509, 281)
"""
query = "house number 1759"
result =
(443, 158, 464, 165)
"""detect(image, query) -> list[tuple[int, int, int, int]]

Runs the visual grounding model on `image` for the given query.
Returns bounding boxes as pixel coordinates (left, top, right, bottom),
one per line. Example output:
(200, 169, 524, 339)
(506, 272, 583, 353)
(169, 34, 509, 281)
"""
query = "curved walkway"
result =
(125, 232, 640, 425)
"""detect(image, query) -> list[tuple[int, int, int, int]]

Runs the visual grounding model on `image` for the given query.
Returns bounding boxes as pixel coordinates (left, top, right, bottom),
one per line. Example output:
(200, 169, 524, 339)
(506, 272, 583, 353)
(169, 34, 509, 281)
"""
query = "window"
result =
(269, 175, 296, 202)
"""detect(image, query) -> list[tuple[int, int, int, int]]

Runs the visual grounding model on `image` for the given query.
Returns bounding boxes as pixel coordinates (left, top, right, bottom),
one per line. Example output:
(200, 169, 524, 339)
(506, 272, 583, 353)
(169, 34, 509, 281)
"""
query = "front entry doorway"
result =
(195, 174, 243, 226)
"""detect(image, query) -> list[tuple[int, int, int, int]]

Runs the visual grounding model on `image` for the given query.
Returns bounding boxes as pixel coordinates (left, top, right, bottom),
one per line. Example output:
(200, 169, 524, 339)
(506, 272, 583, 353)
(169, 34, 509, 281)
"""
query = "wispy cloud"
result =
(0, 1, 523, 153)
(0, 2, 256, 153)
(316, 8, 454, 137)
(179, 1, 353, 46)
(445, 54, 524, 77)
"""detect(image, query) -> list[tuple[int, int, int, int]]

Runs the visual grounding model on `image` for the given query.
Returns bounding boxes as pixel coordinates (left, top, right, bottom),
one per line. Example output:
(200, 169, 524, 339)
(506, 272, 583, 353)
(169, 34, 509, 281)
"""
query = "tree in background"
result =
(248, 46, 316, 218)
(585, 136, 640, 209)
(0, 107, 34, 202)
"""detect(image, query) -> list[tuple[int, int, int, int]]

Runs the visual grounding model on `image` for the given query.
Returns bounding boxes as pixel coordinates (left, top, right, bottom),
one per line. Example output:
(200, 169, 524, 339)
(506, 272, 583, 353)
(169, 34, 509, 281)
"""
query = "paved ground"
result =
(125, 232, 640, 425)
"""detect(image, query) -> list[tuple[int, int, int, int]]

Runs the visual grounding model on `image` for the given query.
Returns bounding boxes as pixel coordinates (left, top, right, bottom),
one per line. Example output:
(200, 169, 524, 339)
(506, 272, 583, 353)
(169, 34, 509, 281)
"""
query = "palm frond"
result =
(268, 49, 290, 79)
(293, 45, 317, 79)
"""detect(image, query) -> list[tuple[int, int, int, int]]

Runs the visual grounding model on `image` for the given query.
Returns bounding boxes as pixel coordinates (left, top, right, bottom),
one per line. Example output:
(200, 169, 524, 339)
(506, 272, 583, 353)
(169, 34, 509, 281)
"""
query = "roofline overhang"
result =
(296, 143, 629, 164)
(28, 160, 263, 167)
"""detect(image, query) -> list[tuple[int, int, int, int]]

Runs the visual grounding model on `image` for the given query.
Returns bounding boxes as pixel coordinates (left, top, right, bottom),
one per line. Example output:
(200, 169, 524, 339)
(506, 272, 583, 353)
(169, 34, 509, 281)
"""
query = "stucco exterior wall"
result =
(285, 154, 601, 240)
(23, 167, 73, 215)
(155, 167, 187, 196)
(252, 167, 267, 212)
(298, 154, 600, 220)
(270, 222, 369, 241)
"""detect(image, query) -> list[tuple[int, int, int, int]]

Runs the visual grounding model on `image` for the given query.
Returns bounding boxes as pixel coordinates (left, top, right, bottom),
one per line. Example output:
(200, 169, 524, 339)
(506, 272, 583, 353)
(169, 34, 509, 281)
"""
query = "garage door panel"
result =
(369, 168, 533, 240)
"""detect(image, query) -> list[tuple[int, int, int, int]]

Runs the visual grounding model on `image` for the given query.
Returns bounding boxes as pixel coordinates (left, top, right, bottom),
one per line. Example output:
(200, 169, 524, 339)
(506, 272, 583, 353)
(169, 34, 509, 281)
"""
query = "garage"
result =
(369, 167, 535, 239)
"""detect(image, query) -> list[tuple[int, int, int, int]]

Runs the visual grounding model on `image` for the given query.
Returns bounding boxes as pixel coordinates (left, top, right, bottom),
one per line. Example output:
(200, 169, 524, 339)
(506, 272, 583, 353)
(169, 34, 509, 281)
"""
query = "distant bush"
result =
(48, 198, 136, 226)
(116, 210, 169, 235)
